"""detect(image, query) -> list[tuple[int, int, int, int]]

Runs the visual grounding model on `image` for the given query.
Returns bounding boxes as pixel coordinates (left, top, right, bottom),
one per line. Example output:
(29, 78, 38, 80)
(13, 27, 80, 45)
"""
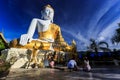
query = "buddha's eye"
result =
(49, 11, 52, 14)
(49, 10, 53, 13)
(46, 10, 49, 12)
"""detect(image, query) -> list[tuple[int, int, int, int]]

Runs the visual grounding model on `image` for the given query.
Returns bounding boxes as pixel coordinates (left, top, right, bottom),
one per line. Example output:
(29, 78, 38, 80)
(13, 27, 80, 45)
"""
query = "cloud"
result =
(98, 18, 120, 41)
(62, 28, 87, 42)
(87, 0, 120, 39)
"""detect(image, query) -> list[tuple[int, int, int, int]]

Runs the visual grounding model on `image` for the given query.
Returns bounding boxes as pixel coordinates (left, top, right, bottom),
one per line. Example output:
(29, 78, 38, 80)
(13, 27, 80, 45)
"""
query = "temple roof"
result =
(0, 32, 8, 44)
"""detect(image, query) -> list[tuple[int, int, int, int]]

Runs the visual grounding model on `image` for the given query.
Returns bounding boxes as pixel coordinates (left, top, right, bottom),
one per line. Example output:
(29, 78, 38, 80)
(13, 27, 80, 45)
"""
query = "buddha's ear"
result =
(50, 13, 54, 23)
(41, 10, 44, 19)
(41, 16, 43, 19)
(51, 19, 53, 23)
(41, 10, 43, 14)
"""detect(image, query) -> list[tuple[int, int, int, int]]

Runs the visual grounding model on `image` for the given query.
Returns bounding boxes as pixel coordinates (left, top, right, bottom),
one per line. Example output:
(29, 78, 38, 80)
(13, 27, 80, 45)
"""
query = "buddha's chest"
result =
(38, 26, 57, 39)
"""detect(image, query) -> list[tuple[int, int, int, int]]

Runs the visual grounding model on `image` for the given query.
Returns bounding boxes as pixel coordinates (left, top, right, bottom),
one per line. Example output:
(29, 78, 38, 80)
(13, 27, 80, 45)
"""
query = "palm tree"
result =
(89, 39, 98, 53)
(111, 23, 120, 44)
(89, 39, 111, 53)
(98, 41, 111, 52)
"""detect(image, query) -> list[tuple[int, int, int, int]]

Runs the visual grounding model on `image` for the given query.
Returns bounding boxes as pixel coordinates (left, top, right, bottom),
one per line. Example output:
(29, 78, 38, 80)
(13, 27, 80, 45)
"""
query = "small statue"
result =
(26, 43, 39, 68)
(10, 4, 70, 51)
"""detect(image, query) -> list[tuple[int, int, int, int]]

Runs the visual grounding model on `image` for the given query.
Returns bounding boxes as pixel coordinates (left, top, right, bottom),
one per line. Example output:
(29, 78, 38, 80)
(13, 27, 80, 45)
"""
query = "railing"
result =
(90, 60, 120, 66)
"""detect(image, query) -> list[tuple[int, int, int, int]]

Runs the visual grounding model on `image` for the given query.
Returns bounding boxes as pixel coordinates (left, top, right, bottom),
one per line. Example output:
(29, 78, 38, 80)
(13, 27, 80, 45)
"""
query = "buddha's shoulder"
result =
(51, 23, 60, 29)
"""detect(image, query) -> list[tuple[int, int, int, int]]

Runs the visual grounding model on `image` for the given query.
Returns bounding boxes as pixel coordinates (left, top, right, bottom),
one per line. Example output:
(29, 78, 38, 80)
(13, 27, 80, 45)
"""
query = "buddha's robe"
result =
(10, 23, 69, 51)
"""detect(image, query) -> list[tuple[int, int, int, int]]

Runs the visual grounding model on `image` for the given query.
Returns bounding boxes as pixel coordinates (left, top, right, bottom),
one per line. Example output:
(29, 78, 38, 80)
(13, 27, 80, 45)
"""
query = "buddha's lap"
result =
(23, 41, 50, 48)
(11, 40, 51, 50)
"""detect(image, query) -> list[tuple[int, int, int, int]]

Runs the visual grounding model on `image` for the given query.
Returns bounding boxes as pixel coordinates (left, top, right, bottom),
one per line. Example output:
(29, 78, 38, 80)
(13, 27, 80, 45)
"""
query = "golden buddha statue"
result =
(10, 5, 71, 51)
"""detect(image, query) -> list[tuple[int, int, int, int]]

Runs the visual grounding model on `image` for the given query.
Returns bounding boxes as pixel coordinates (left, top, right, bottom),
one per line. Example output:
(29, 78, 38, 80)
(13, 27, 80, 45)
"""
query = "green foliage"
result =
(0, 39, 5, 50)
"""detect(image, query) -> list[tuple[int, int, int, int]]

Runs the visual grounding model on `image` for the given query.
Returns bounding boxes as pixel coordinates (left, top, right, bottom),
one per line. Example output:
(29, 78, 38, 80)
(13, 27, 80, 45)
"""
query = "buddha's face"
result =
(41, 7, 54, 21)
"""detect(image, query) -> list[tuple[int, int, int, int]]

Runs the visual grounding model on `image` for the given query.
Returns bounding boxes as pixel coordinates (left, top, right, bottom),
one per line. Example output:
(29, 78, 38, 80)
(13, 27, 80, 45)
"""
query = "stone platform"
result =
(3, 66, 120, 80)
(1, 48, 54, 68)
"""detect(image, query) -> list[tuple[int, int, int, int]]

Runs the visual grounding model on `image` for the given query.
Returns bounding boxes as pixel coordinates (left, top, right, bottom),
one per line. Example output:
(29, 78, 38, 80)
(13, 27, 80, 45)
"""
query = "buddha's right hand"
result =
(19, 34, 31, 46)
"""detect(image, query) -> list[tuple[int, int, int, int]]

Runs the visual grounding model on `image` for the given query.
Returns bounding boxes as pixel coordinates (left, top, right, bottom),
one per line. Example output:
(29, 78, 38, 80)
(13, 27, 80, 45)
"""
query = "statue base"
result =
(1, 48, 54, 68)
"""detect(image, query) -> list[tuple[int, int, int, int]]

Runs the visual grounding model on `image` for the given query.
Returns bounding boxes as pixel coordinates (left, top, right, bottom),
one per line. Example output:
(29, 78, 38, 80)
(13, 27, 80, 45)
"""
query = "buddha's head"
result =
(41, 4, 54, 23)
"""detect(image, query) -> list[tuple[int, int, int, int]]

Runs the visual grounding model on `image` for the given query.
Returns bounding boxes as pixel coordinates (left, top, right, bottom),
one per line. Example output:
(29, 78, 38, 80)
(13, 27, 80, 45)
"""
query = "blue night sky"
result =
(0, 0, 120, 50)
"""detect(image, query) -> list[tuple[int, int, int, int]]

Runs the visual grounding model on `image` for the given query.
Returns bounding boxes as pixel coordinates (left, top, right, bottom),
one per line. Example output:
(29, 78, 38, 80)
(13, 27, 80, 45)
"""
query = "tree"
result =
(0, 39, 5, 50)
(89, 39, 111, 53)
(89, 39, 98, 53)
(111, 23, 120, 44)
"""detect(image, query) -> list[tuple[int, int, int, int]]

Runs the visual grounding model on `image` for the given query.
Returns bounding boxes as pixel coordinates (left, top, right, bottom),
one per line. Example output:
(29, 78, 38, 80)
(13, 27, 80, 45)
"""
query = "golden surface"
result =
(39, 24, 59, 40)
(10, 23, 73, 51)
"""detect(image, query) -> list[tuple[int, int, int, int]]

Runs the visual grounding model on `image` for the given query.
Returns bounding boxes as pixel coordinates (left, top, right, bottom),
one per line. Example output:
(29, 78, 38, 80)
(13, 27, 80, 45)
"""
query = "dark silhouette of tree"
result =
(89, 39, 98, 53)
(111, 23, 120, 44)
(89, 38, 111, 53)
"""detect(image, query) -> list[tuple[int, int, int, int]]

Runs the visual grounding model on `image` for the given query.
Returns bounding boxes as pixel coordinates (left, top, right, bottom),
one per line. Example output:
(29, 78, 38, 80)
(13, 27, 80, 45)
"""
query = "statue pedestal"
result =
(1, 48, 54, 68)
